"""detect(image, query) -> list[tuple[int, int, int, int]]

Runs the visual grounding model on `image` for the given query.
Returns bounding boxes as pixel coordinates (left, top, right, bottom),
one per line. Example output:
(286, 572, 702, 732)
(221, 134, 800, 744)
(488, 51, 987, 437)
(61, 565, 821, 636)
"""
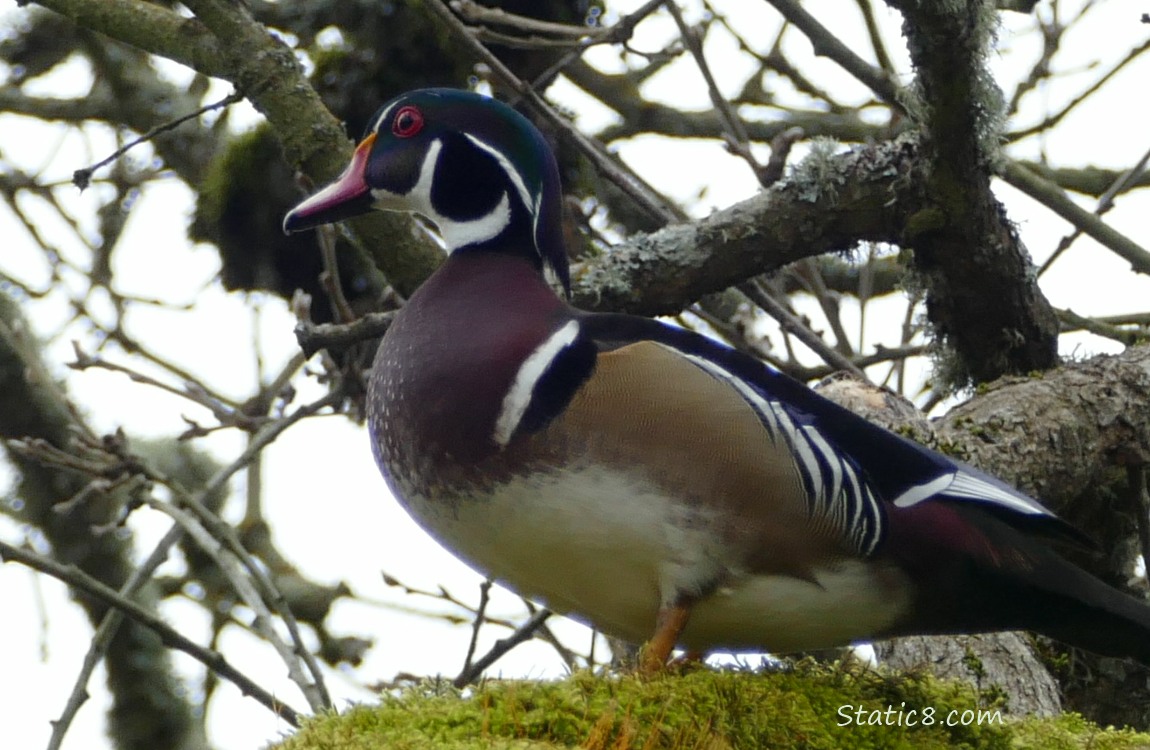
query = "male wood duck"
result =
(285, 88, 1150, 670)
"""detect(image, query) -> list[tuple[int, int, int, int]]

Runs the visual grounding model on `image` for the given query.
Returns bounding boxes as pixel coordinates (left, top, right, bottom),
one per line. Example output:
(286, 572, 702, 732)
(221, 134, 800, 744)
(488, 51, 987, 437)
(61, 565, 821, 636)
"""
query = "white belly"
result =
(399, 465, 910, 652)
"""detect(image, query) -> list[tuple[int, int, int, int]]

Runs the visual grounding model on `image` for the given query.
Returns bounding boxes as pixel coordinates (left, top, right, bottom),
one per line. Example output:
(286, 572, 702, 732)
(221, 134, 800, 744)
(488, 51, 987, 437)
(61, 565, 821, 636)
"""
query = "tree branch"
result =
(571, 134, 920, 315)
(1018, 162, 1150, 197)
(1001, 160, 1150, 276)
(763, 0, 903, 108)
(0, 540, 303, 727)
(31, 0, 226, 75)
(886, 0, 1059, 386)
(0, 292, 204, 750)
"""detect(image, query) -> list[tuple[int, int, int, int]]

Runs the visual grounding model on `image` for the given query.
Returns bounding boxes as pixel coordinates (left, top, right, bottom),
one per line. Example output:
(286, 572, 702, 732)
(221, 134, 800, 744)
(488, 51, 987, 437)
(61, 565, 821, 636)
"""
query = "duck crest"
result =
(283, 88, 570, 293)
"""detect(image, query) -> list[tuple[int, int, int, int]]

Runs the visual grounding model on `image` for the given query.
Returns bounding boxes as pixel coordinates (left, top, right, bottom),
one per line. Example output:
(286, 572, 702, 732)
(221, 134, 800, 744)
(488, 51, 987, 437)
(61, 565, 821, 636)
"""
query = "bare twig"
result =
(379, 571, 576, 674)
(665, 1, 802, 189)
(1005, 6, 1064, 117)
(426, 0, 684, 225)
(68, 342, 267, 432)
(101, 323, 241, 408)
(45, 524, 182, 750)
(761, 0, 902, 109)
(295, 311, 395, 357)
(1096, 312, 1150, 327)
(317, 224, 357, 323)
(37, 388, 345, 746)
(663, 2, 753, 158)
(457, 580, 493, 682)
(73, 89, 244, 190)
(740, 279, 869, 379)
(452, 0, 604, 39)
(152, 395, 345, 712)
(517, 600, 581, 672)
(790, 258, 855, 357)
(0, 540, 303, 727)
(1006, 36, 1150, 142)
(1038, 141, 1150, 278)
(453, 609, 553, 687)
(853, 0, 896, 75)
(1056, 308, 1147, 346)
(140, 492, 331, 711)
(759, 126, 805, 187)
(525, 0, 665, 91)
(468, 26, 589, 50)
(1001, 160, 1150, 276)
(380, 571, 512, 627)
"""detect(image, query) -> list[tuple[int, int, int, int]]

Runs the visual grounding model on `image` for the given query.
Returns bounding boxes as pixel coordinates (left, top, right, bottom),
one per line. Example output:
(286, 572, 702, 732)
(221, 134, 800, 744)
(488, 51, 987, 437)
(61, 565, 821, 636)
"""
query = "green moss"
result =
(191, 125, 279, 247)
(1011, 712, 1150, 750)
(934, 438, 967, 459)
(269, 662, 1150, 750)
(903, 207, 948, 243)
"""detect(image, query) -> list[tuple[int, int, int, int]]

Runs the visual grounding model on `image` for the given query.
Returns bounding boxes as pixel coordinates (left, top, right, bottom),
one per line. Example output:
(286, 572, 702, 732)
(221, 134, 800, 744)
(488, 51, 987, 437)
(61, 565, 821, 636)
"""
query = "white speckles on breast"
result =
(368, 343, 414, 482)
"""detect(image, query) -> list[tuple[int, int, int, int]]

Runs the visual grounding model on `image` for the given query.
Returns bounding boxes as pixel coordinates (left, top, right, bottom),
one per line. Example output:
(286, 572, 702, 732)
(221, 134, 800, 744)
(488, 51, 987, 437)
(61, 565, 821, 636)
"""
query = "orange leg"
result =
(639, 603, 692, 675)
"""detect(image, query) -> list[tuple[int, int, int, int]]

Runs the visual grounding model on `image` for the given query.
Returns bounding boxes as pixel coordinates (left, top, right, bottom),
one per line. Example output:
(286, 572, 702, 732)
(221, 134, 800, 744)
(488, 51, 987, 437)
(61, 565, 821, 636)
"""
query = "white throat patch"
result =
(370, 138, 513, 251)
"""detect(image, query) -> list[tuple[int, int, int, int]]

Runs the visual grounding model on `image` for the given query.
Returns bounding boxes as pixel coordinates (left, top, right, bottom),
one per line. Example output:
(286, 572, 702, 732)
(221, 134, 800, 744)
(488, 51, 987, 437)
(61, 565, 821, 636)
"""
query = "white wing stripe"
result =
(681, 354, 783, 444)
(804, 426, 843, 512)
(891, 473, 954, 508)
(843, 464, 864, 529)
(679, 350, 883, 556)
(945, 471, 1052, 516)
(775, 405, 825, 498)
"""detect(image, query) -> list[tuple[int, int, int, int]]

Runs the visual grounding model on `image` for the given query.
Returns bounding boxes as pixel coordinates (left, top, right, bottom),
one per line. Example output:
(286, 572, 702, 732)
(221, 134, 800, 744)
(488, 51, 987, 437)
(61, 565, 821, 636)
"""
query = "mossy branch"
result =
(885, 0, 1060, 386)
(30, 0, 443, 298)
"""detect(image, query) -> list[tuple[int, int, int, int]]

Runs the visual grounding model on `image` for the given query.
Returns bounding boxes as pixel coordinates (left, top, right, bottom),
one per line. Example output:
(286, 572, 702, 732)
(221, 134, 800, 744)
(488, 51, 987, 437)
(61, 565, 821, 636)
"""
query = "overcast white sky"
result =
(1, 1, 1148, 749)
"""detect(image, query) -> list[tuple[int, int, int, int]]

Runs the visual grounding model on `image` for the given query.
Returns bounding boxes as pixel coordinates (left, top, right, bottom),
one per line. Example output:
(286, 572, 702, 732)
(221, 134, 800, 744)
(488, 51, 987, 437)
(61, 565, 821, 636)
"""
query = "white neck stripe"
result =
(465, 133, 547, 266)
(493, 320, 581, 446)
(464, 133, 538, 218)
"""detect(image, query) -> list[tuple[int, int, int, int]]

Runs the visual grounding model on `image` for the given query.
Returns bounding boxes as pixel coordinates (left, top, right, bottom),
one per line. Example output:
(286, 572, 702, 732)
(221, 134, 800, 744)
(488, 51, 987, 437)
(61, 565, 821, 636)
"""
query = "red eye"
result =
(392, 106, 424, 138)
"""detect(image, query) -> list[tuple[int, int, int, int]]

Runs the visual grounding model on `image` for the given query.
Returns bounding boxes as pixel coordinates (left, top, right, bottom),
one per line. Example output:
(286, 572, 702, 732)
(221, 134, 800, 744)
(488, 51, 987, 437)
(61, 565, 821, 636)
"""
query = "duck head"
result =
(283, 88, 569, 293)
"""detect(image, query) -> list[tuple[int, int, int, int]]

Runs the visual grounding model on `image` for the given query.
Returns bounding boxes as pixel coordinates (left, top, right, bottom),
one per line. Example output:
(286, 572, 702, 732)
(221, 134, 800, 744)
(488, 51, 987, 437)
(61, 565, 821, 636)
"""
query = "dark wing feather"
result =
(578, 311, 1091, 550)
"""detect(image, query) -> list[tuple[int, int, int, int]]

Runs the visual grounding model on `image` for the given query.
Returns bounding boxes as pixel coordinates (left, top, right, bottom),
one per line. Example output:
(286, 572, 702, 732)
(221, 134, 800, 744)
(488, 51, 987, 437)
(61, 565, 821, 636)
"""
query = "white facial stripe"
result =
(493, 320, 581, 447)
(410, 137, 441, 208)
(464, 133, 537, 217)
(369, 138, 512, 250)
(371, 100, 401, 137)
(368, 137, 441, 210)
